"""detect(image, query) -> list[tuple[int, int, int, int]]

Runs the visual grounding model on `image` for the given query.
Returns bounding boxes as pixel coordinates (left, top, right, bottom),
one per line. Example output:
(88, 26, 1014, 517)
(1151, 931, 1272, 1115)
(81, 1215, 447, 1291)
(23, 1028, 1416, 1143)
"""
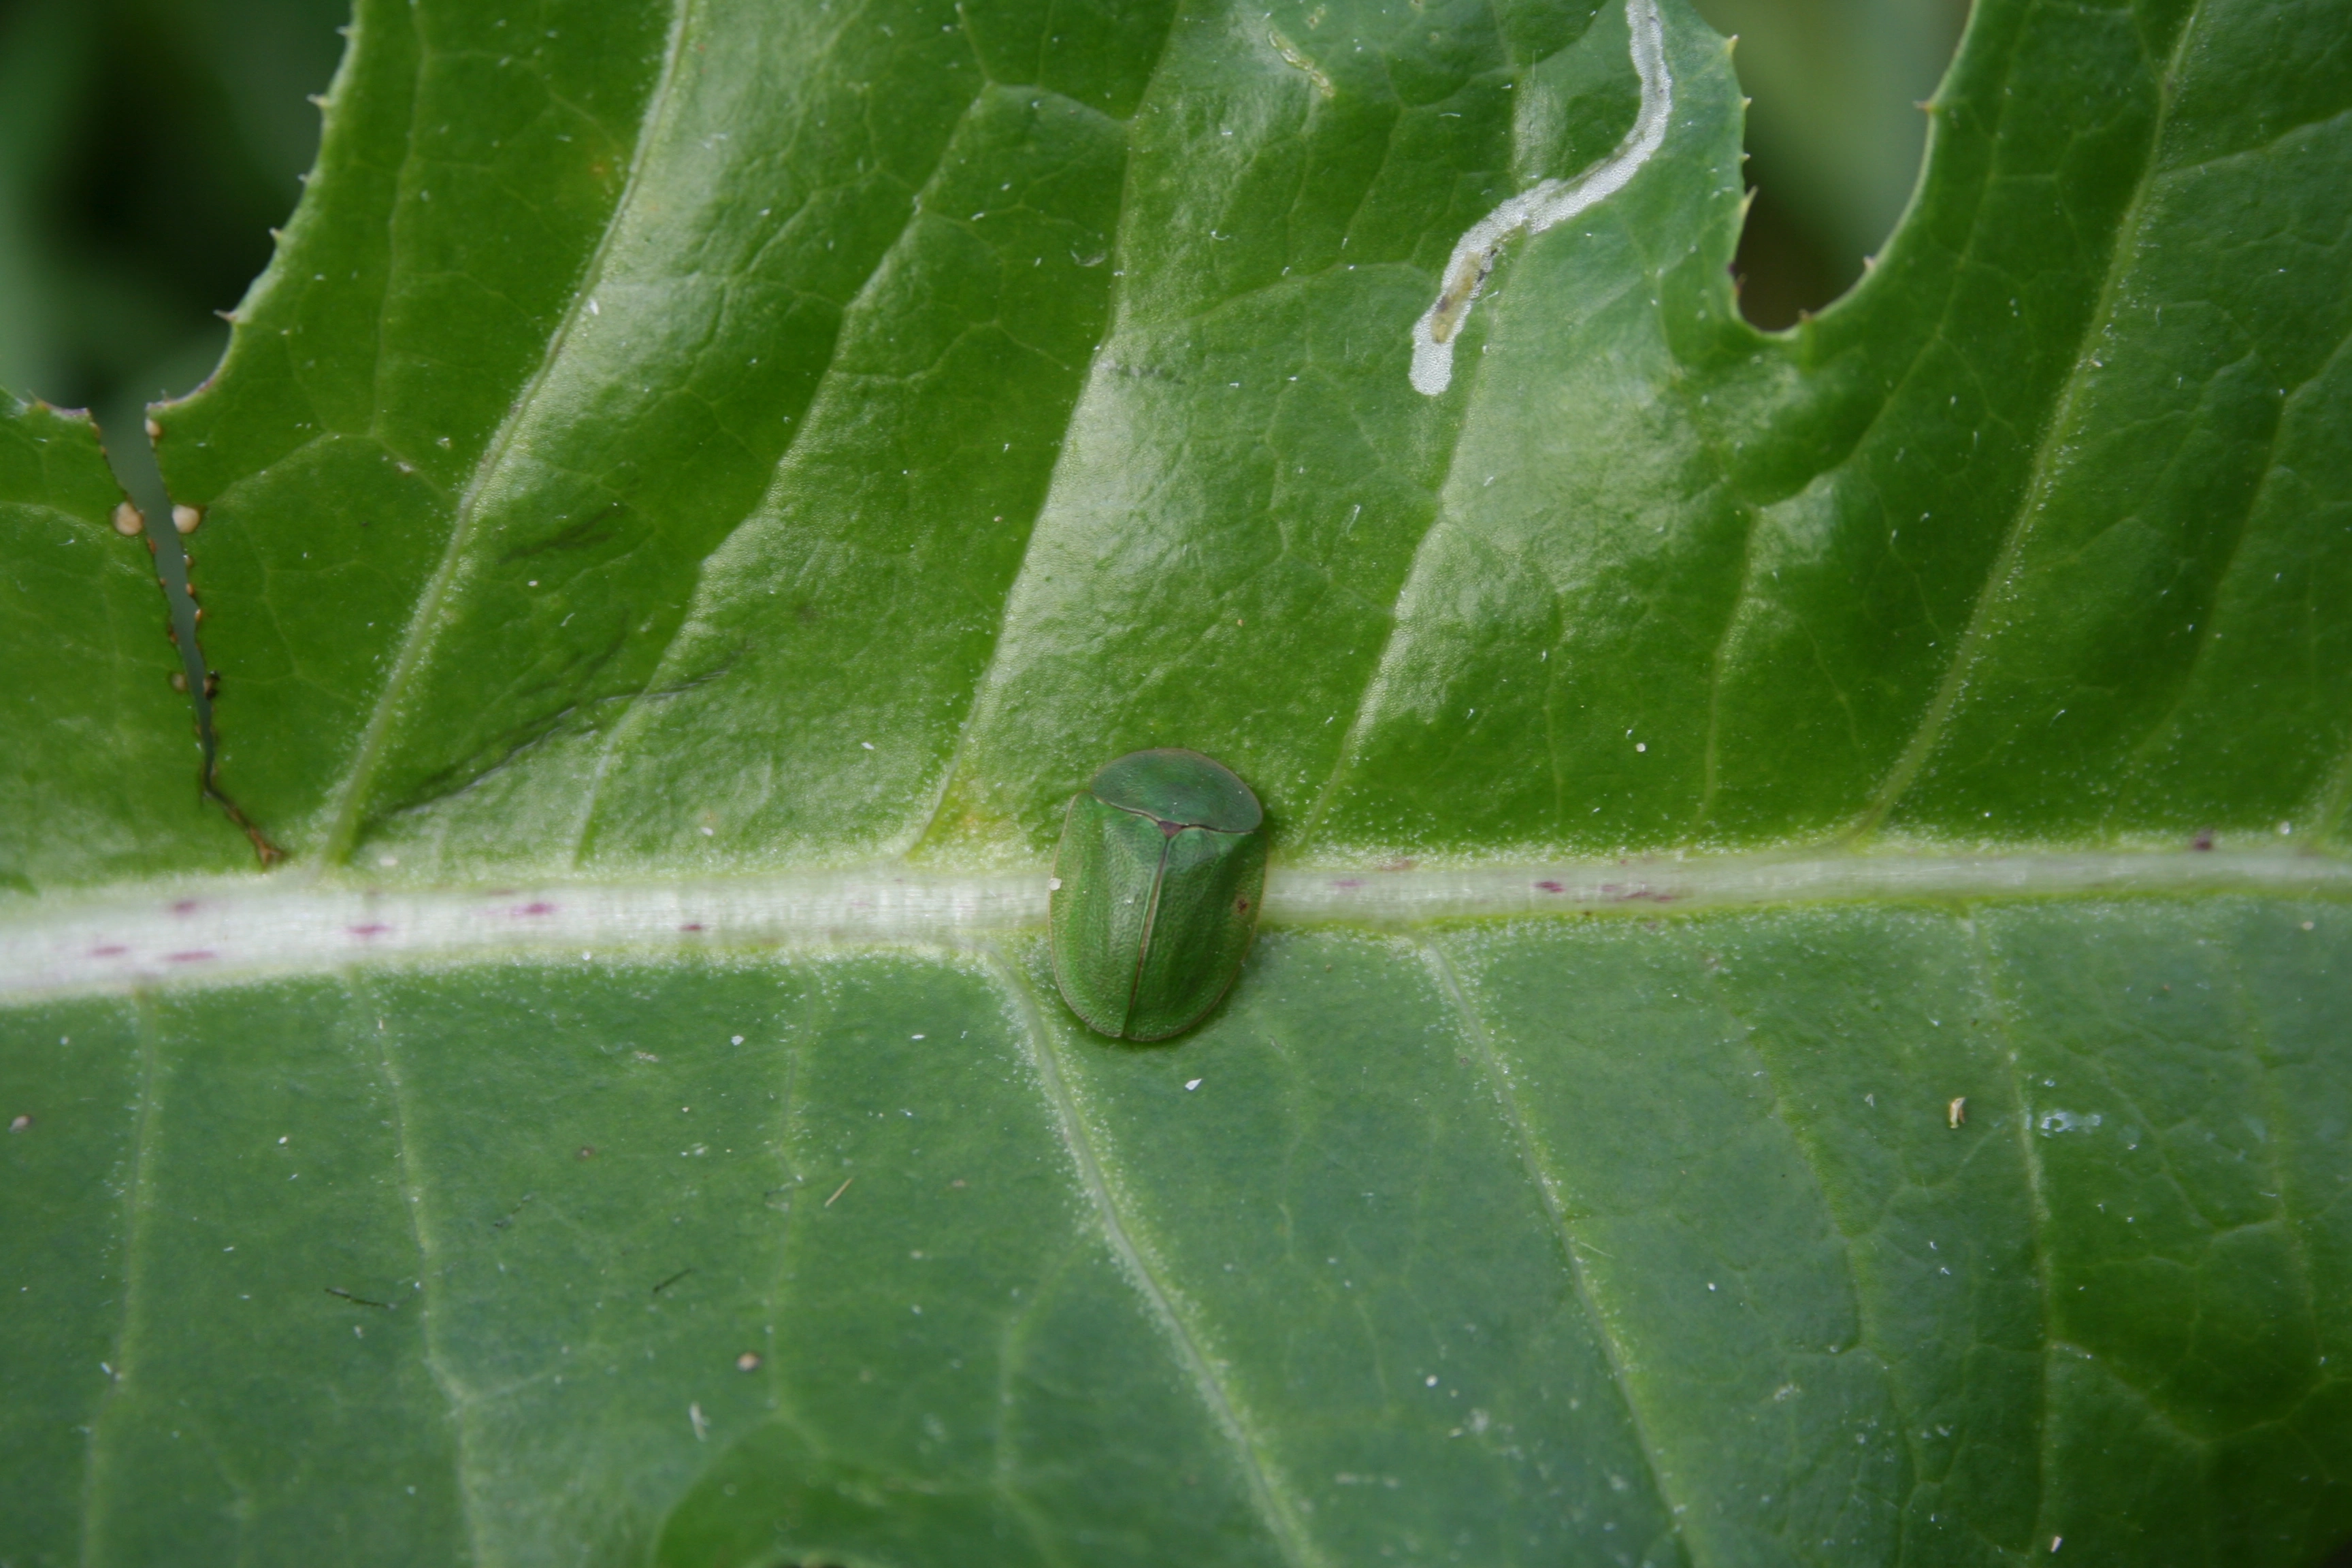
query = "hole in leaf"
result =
(1695, 0, 1969, 328)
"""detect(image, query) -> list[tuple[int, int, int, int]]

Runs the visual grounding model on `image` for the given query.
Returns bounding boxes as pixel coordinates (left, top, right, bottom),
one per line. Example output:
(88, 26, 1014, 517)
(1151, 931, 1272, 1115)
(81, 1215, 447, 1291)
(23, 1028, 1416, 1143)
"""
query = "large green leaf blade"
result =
(13, 910, 2351, 1564)
(151, 0, 2352, 877)
(4, 0, 2350, 1560)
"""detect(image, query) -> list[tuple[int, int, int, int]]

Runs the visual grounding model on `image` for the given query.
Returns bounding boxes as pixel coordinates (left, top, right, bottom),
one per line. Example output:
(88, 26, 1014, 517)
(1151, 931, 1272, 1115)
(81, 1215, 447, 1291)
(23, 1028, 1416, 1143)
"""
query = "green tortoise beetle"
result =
(1049, 749, 1268, 1041)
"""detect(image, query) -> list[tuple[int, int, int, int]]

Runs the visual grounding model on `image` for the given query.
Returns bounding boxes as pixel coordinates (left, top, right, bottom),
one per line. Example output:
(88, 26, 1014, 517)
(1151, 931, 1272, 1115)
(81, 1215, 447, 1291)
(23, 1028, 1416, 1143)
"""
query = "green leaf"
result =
(0, 397, 246, 892)
(5, 0, 2350, 1562)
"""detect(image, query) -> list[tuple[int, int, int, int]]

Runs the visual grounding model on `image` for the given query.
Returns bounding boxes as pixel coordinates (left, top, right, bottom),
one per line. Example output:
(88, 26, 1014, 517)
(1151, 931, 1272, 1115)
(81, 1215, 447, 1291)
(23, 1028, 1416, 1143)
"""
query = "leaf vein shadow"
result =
(979, 941, 1328, 1568)
(1417, 938, 1700, 1566)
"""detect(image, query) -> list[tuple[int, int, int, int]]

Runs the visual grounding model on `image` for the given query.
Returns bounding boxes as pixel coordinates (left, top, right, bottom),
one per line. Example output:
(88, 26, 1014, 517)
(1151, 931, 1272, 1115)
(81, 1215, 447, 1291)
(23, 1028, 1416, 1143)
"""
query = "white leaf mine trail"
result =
(1409, 0, 1673, 396)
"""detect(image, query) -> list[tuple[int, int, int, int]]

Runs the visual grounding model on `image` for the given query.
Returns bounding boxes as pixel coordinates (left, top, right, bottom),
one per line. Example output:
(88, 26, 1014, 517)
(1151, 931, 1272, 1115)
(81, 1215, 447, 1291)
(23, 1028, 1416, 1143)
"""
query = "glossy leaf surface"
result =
(3, 0, 2349, 1561)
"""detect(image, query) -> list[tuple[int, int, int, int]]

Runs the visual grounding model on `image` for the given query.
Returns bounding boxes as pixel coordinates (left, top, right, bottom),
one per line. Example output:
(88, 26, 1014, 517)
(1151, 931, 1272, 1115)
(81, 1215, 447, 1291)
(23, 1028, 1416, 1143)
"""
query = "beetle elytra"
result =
(1049, 749, 1267, 1041)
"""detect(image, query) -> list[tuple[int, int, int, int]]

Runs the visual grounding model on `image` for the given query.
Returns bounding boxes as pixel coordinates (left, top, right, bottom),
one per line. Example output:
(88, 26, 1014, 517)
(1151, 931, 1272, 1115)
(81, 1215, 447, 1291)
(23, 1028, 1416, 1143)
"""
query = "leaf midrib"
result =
(7, 847, 2345, 1005)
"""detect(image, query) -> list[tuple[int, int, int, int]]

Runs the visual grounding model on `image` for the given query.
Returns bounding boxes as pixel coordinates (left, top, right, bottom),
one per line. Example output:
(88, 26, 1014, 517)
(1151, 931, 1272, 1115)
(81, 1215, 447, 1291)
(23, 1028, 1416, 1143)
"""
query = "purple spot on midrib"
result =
(515, 902, 557, 917)
(1535, 880, 1565, 894)
(166, 950, 216, 964)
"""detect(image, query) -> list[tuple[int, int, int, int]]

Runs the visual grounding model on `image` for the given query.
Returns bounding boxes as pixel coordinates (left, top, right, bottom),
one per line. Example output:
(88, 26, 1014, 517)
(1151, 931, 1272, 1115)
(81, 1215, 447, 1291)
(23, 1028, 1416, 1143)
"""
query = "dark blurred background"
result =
(1698, 0, 1970, 329)
(0, 0, 348, 514)
(0, 0, 1967, 517)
